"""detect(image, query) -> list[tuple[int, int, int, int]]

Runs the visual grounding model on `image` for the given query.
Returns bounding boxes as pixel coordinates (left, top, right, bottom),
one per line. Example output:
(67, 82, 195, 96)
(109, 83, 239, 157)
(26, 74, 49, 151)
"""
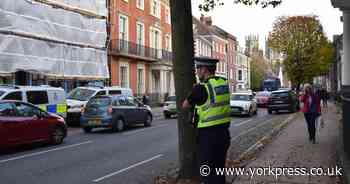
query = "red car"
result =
(255, 91, 271, 107)
(0, 100, 67, 149)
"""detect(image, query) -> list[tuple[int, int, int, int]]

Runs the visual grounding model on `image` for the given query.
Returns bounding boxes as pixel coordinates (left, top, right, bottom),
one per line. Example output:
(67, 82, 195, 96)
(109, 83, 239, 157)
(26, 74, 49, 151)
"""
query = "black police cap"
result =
(194, 57, 219, 68)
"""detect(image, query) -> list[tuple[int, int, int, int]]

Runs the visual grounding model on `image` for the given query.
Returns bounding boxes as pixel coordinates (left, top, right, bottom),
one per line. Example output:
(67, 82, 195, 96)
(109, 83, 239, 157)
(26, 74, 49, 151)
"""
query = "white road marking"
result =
(122, 124, 169, 136)
(234, 119, 254, 127)
(93, 154, 163, 182)
(0, 141, 93, 164)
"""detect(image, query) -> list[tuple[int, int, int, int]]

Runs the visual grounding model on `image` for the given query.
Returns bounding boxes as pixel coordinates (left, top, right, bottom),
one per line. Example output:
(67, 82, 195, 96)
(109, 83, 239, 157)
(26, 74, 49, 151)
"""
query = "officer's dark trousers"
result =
(198, 125, 231, 184)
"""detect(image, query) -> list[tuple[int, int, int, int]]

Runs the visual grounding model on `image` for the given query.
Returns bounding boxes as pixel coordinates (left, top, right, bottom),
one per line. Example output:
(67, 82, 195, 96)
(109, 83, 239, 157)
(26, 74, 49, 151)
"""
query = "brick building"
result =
(193, 15, 238, 93)
(108, 0, 174, 104)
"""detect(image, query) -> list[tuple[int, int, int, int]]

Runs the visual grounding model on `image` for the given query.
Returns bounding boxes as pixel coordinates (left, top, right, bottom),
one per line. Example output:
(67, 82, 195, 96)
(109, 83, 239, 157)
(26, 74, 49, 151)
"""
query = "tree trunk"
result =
(169, 0, 197, 179)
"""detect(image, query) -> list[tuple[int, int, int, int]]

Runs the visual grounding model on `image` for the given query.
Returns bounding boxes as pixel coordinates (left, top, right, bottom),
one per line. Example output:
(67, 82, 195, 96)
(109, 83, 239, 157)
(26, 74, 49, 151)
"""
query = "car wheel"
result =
(268, 109, 273, 114)
(144, 114, 152, 127)
(112, 119, 125, 132)
(51, 126, 65, 145)
(83, 127, 92, 133)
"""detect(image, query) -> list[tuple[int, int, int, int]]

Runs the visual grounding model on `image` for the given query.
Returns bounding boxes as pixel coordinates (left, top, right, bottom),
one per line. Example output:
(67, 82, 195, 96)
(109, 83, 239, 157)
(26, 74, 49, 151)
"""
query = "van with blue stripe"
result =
(0, 85, 66, 118)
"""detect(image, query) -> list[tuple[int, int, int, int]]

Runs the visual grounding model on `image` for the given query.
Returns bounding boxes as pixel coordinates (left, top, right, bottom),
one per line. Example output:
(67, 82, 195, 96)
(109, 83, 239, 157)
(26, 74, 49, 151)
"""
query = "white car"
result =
(230, 92, 258, 116)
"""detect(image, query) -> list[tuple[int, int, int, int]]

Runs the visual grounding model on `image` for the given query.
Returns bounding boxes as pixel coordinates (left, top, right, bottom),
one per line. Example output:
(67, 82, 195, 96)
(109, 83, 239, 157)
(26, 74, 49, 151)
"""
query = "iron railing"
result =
(109, 39, 172, 62)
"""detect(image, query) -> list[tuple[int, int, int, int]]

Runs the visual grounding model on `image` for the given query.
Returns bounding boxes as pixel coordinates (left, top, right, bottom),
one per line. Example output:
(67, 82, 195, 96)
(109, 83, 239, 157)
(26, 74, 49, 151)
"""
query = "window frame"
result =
(26, 91, 49, 105)
(0, 102, 16, 117)
(3, 91, 23, 101)
(14, 102, 43, 117)
(165, 6, 171, 24)
(137, 64, 145, 95)
(118, 14, 129, 42)
(136, 0, 144, 10)
(119, 62, 130, 88)
(150, 0, 161, 18)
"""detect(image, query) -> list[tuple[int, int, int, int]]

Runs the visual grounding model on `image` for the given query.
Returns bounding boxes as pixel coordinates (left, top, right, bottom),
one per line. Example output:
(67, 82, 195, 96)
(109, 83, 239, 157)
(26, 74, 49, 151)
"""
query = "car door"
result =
(0, 102, 25, 146)
(133, 97, 148, 122)
(117, 96, 136, 124)
(14, 102, 49, 141)
(125, 96, 142, 123)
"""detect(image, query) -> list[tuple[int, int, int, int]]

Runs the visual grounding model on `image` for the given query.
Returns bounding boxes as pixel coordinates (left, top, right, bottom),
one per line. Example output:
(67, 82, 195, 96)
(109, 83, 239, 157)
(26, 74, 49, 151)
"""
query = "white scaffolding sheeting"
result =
(0, 0, 109, 79)
(0, 0, 106, 48)
(0, 34, 109, 79)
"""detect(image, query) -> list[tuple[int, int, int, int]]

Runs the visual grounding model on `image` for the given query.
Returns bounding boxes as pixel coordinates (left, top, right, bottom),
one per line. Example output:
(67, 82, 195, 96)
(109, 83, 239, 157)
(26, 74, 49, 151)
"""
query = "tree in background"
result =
(268, 16, 334, 91)
(250, 54, 271, 91)
(199, 0, 282, 11)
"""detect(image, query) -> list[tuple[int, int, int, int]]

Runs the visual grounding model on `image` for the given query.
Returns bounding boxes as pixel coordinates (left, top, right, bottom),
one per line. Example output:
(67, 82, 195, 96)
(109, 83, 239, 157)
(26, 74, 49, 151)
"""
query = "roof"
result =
(192, 16, 227, 41)
(211, 26, 237, 41)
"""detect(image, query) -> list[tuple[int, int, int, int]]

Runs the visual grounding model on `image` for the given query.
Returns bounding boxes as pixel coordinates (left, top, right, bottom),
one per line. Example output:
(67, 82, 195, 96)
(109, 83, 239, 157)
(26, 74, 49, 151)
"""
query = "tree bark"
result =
(169, 0, 197, 179)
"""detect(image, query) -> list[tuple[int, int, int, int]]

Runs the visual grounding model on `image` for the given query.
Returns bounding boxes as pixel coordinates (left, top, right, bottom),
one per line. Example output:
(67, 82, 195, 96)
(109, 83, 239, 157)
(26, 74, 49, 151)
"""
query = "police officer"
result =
(182, 57, 231, 184)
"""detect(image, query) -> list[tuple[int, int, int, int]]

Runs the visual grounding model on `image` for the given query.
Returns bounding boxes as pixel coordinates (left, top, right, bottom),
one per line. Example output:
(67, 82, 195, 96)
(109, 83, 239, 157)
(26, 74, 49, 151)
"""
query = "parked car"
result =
(0, 85, 67, 118)
(80, 95, 152, 133)
(163, 96, 177, 119)
(267, 89, 300, 114)
(66, 86, 133, 125)
(230, 92, 258, 116)
(255, 91, 271, 107)
(0, 100, 67, 149)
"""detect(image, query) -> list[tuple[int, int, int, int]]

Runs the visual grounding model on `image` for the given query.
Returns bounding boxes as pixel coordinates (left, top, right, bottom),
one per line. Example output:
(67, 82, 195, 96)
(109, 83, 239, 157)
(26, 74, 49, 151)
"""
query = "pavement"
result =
(232, 103, 342, 184)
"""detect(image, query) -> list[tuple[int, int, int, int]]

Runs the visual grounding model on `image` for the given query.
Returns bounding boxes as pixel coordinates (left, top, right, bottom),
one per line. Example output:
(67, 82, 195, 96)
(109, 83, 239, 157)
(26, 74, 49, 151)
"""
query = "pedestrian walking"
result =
(142, 93, 149, 105)
(299, 83, 321, 144)
(320, 87, 329, 108)
(182, 57, 231, 184)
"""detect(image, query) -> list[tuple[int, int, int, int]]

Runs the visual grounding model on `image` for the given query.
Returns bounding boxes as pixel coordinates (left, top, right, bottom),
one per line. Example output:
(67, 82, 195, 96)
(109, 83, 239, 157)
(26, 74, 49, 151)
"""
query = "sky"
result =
(191, 0, 343, 51)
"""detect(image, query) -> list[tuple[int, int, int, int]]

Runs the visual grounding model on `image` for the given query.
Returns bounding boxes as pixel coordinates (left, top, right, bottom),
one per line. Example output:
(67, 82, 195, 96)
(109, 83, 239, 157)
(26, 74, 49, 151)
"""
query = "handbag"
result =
(315, 115, 325, 139)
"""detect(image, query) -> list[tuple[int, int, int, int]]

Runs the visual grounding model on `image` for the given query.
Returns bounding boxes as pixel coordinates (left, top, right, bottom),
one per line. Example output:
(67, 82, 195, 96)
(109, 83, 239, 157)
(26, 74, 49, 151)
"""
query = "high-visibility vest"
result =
(195, 77, 231, 128)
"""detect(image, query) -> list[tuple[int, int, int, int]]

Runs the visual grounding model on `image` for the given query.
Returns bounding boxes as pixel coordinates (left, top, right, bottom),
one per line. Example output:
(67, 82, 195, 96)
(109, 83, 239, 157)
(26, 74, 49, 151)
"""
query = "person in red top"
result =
(299, 84, 321, 144)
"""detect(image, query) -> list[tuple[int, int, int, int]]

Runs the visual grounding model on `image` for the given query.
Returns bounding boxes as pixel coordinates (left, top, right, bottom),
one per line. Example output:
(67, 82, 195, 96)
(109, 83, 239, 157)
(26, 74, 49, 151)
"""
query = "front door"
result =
(0, 102, 26, 145)
(14, 102, 49, 141)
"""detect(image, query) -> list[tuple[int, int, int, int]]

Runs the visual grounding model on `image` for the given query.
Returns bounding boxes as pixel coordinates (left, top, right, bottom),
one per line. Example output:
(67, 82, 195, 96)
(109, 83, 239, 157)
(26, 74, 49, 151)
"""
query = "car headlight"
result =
(245, 104, 250, 110)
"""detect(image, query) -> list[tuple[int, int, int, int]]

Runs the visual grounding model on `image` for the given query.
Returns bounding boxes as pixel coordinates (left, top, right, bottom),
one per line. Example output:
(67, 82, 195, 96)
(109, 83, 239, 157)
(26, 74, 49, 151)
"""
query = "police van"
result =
(0, 85, 67, 118)
(66, 86, 133, 125)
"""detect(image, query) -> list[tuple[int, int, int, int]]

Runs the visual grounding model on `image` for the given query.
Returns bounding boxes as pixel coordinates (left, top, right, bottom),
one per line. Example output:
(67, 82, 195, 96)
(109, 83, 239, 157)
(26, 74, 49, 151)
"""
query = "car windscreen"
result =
(271, 92, 289, 98)
(86, 97, 111, 107)
(231, 95, 250, 101)
(67, 88, 96, 101)
(166, 96, 176, 102)
(0, 90, 5, 97)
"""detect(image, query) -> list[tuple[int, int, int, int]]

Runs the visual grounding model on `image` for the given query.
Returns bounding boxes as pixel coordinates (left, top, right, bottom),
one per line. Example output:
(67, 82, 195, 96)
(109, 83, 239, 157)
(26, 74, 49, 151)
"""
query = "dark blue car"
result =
(80, 95, 153, 133)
